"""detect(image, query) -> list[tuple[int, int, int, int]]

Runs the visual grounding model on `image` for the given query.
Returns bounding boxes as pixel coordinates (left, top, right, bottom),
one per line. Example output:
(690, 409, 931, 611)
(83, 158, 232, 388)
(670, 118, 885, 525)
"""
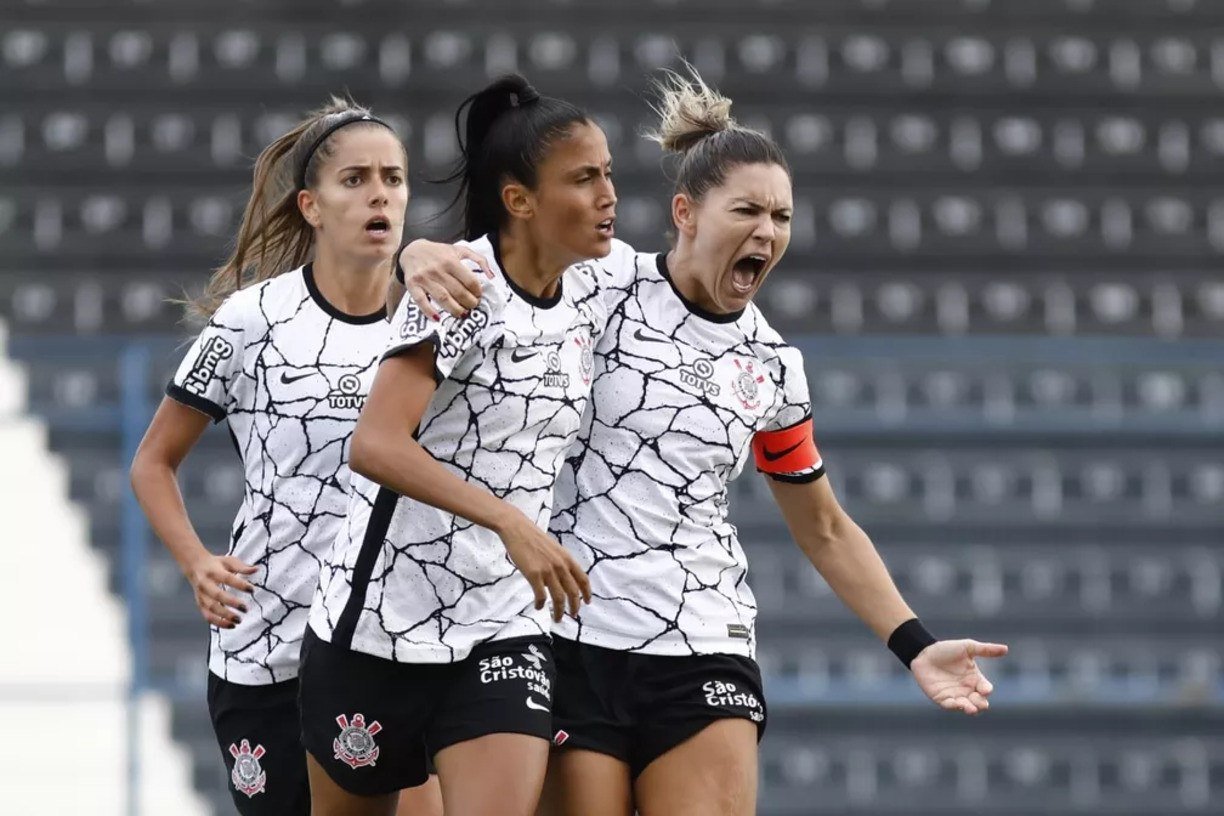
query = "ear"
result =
(501, 182, 534, 222)
(298, 189, 321, 229)
(672, 193, 697, 238)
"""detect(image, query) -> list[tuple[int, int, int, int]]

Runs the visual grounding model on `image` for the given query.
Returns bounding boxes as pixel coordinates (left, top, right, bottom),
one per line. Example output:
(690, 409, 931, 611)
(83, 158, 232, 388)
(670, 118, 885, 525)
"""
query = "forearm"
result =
(130, 457, 211, 574)
(797, 514, 916, 642)
(351, 432, 521, 536)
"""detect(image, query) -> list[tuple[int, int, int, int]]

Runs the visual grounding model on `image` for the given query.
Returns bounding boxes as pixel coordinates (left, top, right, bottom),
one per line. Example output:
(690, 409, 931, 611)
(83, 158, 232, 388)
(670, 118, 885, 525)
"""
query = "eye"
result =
(734, 206, 756, 215)
(775, 213, 793, 224)
(344, 175, 362, 187)
(387, 174, 403, 185)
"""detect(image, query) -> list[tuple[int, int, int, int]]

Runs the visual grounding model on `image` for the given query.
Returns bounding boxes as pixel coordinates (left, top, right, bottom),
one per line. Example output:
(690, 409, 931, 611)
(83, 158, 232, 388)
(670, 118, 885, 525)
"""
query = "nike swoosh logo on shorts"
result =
(632, 327, 669, 344)
(525, 697, 550, 712)
(762, 439, 804, 462)
(511, 349, 540, 362)
(280, 371, 314, 385)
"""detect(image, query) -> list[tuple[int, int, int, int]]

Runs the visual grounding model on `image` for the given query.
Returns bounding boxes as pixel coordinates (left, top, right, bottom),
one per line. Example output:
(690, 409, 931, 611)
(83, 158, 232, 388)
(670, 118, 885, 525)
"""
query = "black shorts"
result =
(299, 627, 556, 796)
(550, 636, 767, 779)
(207, 673, 310, 816)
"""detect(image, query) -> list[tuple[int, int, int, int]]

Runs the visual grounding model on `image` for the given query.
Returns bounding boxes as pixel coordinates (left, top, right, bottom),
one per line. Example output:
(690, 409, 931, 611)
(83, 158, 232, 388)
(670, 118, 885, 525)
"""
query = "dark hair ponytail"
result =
(441, 74, 589, 240)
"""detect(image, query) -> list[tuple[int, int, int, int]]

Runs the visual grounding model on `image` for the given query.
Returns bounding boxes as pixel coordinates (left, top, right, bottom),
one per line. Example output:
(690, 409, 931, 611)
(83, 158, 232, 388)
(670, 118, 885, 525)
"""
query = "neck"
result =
(498, 228, 570, 299)
(310, 242, 389, 316)
(666, 246, 723, 314)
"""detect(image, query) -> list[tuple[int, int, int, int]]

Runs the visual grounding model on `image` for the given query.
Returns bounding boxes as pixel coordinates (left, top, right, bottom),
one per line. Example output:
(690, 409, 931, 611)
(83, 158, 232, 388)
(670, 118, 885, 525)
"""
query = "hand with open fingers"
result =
(398, 239, 494, 321)
(497, 511, 591, 623)
(185, 553, 258, 630)
(910, 639, 1009, 716)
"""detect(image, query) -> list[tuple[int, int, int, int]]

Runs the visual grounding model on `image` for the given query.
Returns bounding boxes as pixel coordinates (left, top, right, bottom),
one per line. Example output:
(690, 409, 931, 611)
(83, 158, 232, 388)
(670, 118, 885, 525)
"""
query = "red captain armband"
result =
(752, 416, 823, 479)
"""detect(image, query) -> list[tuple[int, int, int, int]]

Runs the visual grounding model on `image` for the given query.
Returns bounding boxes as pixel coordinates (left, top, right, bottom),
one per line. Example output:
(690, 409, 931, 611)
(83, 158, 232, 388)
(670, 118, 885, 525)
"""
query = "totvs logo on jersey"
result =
(328, 373, 365, 410)
(183, 335, 234, 396)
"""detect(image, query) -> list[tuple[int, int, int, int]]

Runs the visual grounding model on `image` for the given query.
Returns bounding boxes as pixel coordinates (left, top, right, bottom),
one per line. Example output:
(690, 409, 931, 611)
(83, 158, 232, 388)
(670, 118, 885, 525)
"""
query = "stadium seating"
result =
(2, 0, 1221, 812)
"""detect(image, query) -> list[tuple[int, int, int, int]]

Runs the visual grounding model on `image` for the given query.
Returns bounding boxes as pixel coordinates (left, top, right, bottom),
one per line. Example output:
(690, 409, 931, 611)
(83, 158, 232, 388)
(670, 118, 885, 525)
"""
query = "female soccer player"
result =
(297, 75, 615, 816)
(129, 100, 441, 816)
(398, 72, 1008, 816)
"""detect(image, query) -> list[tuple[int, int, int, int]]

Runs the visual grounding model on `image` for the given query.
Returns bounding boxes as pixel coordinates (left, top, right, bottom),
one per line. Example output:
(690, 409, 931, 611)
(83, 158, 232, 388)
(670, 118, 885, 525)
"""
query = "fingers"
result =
(555, 564, 585, 619)
(976, 676, 994, 695)
(968, 641, 1009, 659)
(456, 246, 495, 281)
(217, 557, 258, 592)
(198, 596, 240, 628)
(543, 573, 568, 623)
(407, 283, 441, 322)
(527, 572, 548, 612)
(966, 691, 990, 712)
(939, 696, 980, 716)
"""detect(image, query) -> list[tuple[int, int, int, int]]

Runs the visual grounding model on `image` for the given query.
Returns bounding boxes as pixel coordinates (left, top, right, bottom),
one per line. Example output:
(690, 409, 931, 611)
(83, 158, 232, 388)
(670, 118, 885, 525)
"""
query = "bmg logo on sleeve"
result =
(184, 335, 234, 396)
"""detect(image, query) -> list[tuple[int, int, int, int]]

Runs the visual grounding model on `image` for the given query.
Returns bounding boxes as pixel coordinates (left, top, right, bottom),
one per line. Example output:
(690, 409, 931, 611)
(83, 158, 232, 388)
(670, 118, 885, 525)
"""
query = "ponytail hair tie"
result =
(509, 86, 541, 108)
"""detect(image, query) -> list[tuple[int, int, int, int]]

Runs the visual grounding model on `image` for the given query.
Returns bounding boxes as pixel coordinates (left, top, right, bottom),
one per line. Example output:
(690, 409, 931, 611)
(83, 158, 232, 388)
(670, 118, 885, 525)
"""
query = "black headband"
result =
(295, 113, 393, 190)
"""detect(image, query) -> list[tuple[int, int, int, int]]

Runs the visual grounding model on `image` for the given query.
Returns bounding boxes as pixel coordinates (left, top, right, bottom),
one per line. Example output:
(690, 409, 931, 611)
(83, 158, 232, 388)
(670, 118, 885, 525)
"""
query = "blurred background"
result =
(2, 0, 1223, 813)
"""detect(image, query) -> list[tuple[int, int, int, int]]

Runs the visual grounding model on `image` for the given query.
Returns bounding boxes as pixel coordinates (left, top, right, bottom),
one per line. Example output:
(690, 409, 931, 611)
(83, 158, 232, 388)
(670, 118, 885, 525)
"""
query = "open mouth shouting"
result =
(730, 252, 769, 294)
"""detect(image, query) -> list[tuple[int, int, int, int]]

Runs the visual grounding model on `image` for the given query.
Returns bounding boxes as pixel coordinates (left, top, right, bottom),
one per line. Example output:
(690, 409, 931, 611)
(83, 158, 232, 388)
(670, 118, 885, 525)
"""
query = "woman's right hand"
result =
(497, 512, 591, 622)
(398, 239, 494, 321)
(185, 553, 258, 629)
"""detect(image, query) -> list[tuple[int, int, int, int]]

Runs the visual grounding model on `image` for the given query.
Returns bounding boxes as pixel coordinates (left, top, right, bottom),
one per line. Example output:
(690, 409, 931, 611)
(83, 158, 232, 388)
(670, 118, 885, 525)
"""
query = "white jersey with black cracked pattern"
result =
(167, 265, 389, 685)
(551, 248, 823, 658)
(309, 234, 608, 664)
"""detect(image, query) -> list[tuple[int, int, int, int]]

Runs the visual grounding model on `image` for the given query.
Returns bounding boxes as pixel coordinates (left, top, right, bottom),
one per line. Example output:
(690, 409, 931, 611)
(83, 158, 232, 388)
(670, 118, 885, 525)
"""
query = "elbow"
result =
(348, 426, 381, 483)
(129, 445, 155, 494)
(796, 508, 852, 556)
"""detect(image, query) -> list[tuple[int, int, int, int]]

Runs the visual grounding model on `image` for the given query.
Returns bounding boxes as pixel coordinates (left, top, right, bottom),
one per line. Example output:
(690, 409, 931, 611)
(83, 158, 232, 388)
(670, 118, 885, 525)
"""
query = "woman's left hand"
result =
(910, 639, 1008, 715)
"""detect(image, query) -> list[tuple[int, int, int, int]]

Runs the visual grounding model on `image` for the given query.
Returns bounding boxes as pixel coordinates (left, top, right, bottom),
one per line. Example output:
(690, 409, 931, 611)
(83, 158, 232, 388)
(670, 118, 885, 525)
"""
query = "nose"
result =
(369, 179, 389, 206)
(752, 214, 776, 242)
(597, 175, 616, 210)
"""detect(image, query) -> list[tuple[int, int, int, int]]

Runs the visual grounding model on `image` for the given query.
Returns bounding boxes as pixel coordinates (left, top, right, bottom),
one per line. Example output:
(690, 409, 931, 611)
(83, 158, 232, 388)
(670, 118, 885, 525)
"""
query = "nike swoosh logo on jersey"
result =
(525, 697, 550, 712)
(631, 327, 669, 344)
(279, 371, 314, 385)
(762, 439, 805, 462)
(511, 349, 540, 362)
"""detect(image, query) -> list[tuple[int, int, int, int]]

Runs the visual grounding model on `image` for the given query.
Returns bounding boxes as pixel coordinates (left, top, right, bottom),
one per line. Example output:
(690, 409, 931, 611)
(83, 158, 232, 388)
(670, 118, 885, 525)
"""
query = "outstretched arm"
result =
(767, 476, 1007, 715)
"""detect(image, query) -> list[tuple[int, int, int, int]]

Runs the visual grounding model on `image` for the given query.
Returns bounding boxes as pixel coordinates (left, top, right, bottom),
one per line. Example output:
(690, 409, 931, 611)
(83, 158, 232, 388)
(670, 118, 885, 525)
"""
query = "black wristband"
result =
(887, 618, 936, 669)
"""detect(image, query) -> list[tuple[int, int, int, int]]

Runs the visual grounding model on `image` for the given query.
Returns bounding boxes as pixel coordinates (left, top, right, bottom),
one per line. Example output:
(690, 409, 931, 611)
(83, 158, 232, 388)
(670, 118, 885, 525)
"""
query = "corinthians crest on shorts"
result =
(228, 739, 267, 798)
(334, 712, 382, 769)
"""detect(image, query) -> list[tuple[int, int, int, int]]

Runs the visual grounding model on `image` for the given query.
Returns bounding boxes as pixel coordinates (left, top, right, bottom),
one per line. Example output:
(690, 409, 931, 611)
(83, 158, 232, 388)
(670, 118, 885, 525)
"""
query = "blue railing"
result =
(119, 343, 154, 816)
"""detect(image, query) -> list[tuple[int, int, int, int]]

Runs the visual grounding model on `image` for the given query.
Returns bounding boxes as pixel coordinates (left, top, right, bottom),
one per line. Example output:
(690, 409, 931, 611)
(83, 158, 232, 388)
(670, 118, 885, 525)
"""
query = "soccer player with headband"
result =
(130, 99, 442, 816)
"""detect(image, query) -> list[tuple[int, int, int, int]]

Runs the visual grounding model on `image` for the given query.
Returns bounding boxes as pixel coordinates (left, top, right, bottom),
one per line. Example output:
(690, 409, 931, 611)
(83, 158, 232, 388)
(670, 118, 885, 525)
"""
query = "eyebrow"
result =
(337, 164, 404, 174)
(571, 162, 612, 175)
(731, 197, 793, 211)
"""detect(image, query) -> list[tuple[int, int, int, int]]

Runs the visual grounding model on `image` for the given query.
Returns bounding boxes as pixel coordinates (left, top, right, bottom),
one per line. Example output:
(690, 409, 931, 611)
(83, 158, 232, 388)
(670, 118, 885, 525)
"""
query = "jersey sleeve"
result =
(384, 281, 498, 382)
(752, 347, 824, 483)
(166, 295, 248, 423)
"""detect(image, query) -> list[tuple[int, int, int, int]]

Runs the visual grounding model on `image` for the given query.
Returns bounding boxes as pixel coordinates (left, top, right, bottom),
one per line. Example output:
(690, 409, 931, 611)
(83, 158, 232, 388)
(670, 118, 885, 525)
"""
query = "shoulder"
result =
(210, 268, 304, 330)
(590, 239, 645, 289)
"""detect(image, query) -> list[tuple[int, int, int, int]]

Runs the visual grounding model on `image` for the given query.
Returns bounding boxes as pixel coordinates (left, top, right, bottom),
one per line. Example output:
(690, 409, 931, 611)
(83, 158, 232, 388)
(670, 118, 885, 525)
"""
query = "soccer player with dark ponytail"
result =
(298, 75, 615, 815)
(399, 70, 1008, 816)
